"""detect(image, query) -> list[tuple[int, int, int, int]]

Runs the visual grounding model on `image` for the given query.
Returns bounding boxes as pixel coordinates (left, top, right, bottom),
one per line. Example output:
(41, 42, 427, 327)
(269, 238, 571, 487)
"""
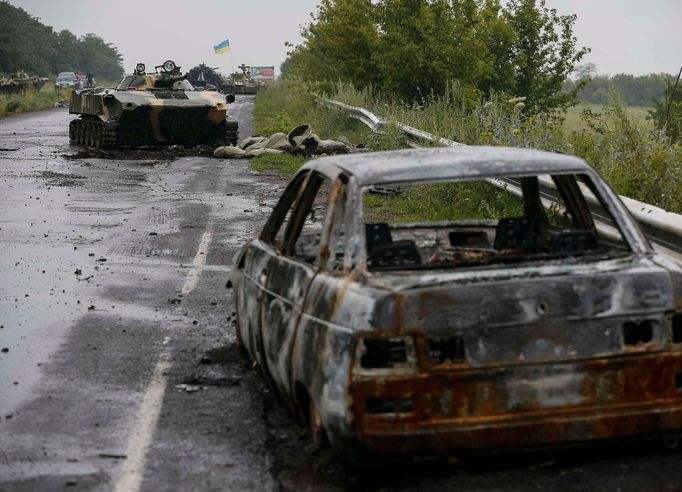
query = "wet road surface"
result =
(2, 98, 682, 491)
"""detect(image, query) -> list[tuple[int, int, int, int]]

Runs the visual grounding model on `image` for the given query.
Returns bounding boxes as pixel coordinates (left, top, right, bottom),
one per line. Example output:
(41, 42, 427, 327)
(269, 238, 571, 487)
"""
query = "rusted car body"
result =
(69, 60, 238, 148)
(231, 146, 682, 461)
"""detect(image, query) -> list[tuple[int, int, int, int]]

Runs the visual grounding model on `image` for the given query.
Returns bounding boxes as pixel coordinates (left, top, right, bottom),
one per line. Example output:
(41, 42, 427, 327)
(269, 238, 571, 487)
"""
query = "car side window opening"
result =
(260, 171, 310, 251)
(281, 173, 346, 267)
(362, 174, 631, 272)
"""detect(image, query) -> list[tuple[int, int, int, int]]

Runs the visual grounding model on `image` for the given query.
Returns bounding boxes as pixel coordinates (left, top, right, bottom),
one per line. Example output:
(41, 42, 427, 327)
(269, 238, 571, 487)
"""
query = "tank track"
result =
(225, 128, 239, 146)
(224, 118, 239, 146)
(69, 118, 117, 149)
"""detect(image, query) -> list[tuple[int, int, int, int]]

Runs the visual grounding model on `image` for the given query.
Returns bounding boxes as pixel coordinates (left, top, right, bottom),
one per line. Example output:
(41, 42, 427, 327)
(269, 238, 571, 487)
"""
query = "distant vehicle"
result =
(232, 146, 682, 463)
(55, 72, 76, 88)
(219, 64, 271, 95)
(68, 59, 238, 148)
(0, 71, 49, 94)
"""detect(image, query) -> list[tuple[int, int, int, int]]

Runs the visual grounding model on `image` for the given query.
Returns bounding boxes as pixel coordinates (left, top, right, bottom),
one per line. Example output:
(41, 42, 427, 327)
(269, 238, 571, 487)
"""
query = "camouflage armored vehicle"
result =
(219, 64, 262, 95)
(0, 71, 49, 94)
(69, 60, 238, 148)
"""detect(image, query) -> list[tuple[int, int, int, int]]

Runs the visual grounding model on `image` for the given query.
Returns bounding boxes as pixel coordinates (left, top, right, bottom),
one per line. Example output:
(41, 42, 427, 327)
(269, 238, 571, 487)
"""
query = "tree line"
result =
(0, 1, 123, 80)
(566, 66, 676, 107)
(282, 0, 590, 113)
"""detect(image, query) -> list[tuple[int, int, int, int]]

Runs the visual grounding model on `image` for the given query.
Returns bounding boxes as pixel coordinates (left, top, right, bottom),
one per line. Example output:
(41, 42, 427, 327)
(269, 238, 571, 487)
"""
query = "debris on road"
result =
(174, 383, 203, 393)
(214, 123, 355, 159)
(98, 453, 127, 459)
(62, 144, 217, 161)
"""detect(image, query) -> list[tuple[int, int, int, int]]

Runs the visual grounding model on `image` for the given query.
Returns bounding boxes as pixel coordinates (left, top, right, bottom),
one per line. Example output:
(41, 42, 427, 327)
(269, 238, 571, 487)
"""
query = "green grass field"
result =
(563, 103, 653, 133)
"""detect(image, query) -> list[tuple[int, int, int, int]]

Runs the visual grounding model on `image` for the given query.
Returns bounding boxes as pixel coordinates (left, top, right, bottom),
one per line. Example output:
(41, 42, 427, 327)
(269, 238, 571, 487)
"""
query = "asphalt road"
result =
(2, 97, 682, 492)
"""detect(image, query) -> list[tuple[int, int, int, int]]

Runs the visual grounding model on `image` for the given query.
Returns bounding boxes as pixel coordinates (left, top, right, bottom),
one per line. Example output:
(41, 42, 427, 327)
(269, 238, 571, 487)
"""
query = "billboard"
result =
(251, 66, 275, 81)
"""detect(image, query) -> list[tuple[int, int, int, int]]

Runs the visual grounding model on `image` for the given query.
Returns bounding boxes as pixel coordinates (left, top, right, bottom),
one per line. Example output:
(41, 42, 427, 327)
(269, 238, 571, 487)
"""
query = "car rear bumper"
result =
(351, 352, 682, 455)
(356, 401, 682, 455)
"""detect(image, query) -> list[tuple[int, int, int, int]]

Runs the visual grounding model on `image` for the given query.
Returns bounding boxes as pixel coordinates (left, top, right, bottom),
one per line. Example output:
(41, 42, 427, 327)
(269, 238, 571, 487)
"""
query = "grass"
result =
(253, 79, 372, 144)
(563, 103, 653, 133)
(0, 84, 69, 117)
(364, 181, 524, 224)
(252, 79, 682, 217)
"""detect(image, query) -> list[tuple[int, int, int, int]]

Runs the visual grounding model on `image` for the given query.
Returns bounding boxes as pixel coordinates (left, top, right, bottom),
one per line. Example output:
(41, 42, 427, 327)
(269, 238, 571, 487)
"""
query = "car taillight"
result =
(358, 336, 415, 370)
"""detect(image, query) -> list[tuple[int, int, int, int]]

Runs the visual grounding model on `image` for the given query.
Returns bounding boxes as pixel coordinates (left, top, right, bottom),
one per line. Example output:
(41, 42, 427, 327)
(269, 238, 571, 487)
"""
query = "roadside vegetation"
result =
(252, 0, 682, 216)
(255, 78, 682, 214)
(0, 84, 69, 118)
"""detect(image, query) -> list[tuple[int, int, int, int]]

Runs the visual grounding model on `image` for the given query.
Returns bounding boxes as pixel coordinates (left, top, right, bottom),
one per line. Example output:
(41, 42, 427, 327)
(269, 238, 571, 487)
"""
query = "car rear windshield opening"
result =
(362, 174, 631, 271)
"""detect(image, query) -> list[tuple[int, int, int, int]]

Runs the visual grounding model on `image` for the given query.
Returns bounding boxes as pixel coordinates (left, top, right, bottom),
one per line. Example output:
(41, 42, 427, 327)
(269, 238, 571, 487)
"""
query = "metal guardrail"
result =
(319, 97, 682, 258)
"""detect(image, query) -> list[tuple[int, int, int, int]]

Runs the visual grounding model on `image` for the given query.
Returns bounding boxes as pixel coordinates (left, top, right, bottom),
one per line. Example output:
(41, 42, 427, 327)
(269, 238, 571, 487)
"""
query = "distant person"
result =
(85, 73, 95, 88)
(74, 74, 82, 90)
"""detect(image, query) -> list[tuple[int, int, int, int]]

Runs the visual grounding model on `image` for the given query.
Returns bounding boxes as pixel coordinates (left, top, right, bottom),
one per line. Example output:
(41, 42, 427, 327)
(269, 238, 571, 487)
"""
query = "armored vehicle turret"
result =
(69, 60, 238, 148)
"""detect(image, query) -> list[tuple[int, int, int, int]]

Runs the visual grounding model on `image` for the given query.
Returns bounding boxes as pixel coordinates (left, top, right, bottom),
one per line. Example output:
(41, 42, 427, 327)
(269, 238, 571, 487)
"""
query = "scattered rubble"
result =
(62, 145, 217, 161)
(214, 124, 356, 159)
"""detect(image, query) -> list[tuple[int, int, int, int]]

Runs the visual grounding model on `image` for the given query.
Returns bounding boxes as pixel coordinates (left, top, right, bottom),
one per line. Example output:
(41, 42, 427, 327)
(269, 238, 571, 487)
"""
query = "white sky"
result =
(7, 0, 681, 77)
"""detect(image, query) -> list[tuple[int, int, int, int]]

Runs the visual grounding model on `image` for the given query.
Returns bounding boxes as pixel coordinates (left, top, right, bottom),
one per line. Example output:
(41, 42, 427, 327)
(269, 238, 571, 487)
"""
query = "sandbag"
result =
(214, 146, 246, 158)
(239, 136, 267, 150)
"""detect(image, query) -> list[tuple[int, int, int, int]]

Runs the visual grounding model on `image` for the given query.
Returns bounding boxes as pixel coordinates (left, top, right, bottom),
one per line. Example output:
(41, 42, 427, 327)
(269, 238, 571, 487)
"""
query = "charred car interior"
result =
(232, 146, 682, 462)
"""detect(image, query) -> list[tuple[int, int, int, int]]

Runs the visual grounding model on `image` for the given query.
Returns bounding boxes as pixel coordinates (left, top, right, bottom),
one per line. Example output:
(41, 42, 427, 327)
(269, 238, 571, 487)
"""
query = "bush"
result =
(573, 98, 682, 212)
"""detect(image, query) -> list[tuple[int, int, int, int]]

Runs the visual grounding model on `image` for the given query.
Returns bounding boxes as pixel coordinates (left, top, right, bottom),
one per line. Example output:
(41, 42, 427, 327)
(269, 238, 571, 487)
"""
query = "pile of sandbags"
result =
(214, 124, 355, 159)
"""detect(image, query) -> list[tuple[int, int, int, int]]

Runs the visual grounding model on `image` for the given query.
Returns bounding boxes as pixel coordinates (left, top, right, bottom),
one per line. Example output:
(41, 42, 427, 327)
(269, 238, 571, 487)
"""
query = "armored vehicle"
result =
(69, 60, 238, 148)
(220, 64, 262, 95)
(0, 71, 49, 94)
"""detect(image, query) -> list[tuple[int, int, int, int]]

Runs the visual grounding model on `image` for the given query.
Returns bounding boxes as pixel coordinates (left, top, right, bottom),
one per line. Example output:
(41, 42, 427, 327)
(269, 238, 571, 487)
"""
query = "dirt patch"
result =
(62, 145, 218, 162)
(35, 170, 87, 187)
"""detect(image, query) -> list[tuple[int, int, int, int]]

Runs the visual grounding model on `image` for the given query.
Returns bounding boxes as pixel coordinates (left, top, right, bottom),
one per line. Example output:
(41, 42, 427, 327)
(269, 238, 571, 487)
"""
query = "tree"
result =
(187, 64, 223, 87)
(374, 0, 461, 99)
(76, 34, 123, 80)
(289, 0, 380, 87)
(285, 0, 590, 113)
(574, 62, 596, 80)
(503, 0, 590, 112)
(650, 68, 682, 143)
(0, 1, 123, 79)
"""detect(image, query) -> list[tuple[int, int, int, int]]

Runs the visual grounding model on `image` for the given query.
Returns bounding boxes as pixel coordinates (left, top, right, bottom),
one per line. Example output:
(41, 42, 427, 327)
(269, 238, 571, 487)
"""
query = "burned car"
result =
(231, 146, 682, 462)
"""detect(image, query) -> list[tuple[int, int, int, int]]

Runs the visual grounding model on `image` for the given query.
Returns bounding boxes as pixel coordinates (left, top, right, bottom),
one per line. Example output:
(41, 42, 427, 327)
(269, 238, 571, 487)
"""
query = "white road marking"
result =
(182, 226, 213, 294)
(112, 354, 171, 492)
(113, 226, 214, 491)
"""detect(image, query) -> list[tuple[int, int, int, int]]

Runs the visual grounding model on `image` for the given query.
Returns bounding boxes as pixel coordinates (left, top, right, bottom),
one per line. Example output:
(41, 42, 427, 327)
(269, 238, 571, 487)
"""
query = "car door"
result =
(235, 171, 310, 366)
(259, 170, 345, 400)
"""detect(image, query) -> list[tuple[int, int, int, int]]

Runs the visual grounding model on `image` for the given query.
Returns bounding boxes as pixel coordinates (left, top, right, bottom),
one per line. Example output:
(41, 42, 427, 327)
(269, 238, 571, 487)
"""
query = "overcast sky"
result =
(7, 0, 681, 77)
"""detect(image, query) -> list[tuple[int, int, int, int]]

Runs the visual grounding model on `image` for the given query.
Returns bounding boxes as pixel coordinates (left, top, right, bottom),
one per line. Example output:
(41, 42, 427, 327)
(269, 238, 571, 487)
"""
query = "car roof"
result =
(303, 146, 593, 185)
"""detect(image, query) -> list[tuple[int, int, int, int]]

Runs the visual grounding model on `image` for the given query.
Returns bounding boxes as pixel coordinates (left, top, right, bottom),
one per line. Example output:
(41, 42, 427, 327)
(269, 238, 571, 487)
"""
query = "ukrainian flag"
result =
(214, 39, 231, 54)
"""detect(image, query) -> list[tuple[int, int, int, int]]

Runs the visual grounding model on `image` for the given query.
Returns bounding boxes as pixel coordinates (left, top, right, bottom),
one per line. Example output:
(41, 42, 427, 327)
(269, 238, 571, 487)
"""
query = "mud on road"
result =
(1, 98, 682, 492)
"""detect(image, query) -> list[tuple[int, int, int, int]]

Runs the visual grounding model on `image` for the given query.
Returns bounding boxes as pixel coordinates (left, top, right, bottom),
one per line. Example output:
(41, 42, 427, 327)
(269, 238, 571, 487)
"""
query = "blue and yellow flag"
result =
(214, 39, 231, 54)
